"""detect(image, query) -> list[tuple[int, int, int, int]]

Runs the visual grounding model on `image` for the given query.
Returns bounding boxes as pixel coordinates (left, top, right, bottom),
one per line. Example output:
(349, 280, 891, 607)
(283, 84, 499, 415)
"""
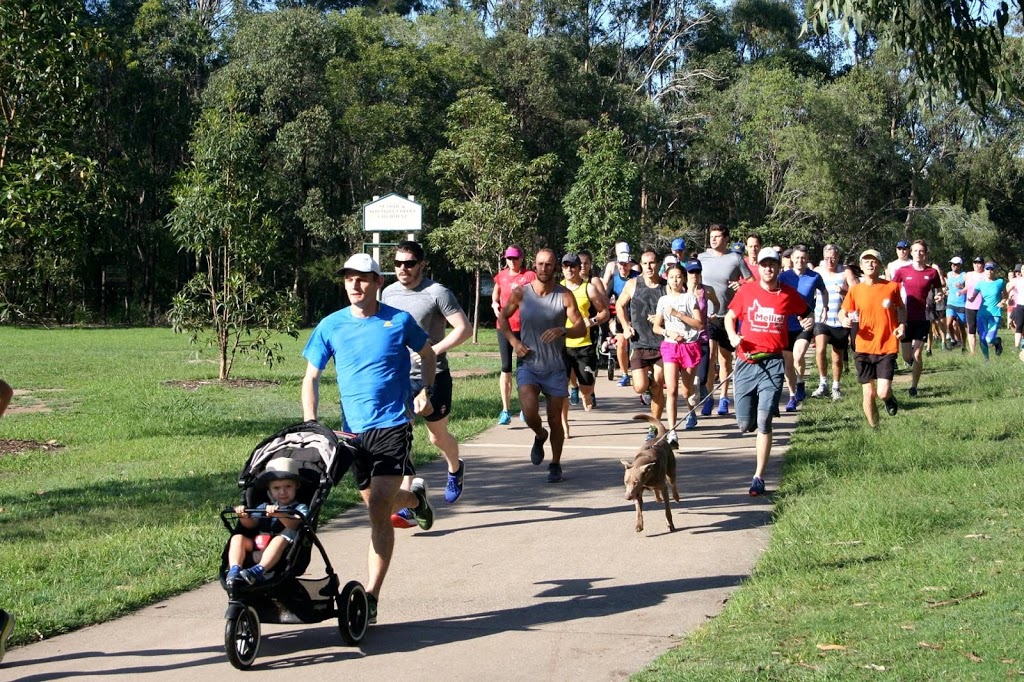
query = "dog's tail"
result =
(632, 414, 666, 440)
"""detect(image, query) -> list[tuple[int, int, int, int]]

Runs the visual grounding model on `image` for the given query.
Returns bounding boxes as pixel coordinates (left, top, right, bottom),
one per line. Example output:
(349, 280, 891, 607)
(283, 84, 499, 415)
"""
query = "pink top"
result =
(964, 271, 984, 311)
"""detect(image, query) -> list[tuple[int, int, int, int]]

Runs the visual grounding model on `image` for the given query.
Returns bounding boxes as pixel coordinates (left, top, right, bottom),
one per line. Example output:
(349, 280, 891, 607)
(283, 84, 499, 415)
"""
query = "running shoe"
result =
(444, 459, 465, 504)
(684, 413, 698, 430)
(618, 374, 631, 387)
(717, 398, 730, 415)
(588, 395, 598, 409)
(687, 394, 698, 407)
(749, 476, 766, 496)
(701, 395, 714, 416)
(410, 478, 434, 530)
(640, 390, 652, 406)
(519, 410, 525, 422)
(530, 436, 546, 465)
(569, 386, 580, 405)
(0, 609, 14, 664)
(785, 396, 798, 412)
(367, 594, 378, 625)
(884, 396, 898, 416)
(811, 383, 828, 398)
(391, 508, 417, 528)
(645, 426, 657, 441)
(994, 337, 1003, 356)
(794, 383, 806, 402)
(926, 348, 932, 357)
(831, 387, 842, 402)
(498, 410, 511, 426)
(666, 429, 678, 447)
(547, 463, 563, 483)
(908, 386, 918, 397)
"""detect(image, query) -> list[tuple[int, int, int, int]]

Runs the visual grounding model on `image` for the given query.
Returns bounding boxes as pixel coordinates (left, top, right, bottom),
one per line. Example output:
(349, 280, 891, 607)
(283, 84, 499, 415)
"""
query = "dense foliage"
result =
(4, 0, 1024, 329)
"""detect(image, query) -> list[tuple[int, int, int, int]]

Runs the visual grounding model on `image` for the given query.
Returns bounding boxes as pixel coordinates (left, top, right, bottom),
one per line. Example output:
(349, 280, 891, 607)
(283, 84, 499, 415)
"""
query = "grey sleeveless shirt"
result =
(630, 277, 666, 350)
(519, 283, 568, 373)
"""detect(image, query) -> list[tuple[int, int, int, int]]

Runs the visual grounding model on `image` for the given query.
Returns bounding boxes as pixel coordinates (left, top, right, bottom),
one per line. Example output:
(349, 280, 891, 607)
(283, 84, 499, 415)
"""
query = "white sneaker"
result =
(831, 387, 842, 402)
(811, 383, 828, 398)
(666, 429, 678, 447)
(687, 394, 698, 407)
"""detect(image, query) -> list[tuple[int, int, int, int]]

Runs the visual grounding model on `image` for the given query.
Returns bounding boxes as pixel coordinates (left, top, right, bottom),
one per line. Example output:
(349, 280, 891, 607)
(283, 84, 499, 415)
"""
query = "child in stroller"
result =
(219, 421, 368, 669)
(225, 458, 309, 587)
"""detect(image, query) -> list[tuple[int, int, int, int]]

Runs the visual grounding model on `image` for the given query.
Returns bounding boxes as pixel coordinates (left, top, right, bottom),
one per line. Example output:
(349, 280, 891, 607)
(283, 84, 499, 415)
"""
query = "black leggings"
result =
(498, 331, 521, 373)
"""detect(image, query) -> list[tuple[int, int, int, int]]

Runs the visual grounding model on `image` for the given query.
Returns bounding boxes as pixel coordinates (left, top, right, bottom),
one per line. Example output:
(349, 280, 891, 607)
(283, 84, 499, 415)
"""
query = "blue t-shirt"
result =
(303, 304, 429, 433)
(779, 269, 827, 332)
(974, 279, 1005, 317)
(946, 271, 966, 307)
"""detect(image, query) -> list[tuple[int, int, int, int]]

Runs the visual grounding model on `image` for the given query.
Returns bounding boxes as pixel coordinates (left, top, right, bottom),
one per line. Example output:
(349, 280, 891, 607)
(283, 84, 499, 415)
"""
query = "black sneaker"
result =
(367, 593, 378, 625)
(530, 435, 546, 465)
(410, 477, 434, 530)
(547, 463, 563, 483)
(884, 396, 898, 416)
(994, 337, 1003, 356)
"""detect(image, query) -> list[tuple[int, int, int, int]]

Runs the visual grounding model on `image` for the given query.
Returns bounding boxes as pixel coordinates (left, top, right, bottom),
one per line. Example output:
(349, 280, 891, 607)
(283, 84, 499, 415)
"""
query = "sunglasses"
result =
(394, 259, 420, 269)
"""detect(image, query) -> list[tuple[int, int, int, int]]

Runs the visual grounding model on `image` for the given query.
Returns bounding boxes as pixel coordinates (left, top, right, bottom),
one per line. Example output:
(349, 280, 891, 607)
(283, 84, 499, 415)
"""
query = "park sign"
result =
(362, 193, 422, 233)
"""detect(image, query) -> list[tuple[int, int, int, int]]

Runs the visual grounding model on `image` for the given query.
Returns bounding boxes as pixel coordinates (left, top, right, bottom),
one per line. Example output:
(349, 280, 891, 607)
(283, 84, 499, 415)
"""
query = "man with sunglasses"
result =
(492, 245, 536, 425)
(383, 241, 472, 527)
(885, 240, 912, 281)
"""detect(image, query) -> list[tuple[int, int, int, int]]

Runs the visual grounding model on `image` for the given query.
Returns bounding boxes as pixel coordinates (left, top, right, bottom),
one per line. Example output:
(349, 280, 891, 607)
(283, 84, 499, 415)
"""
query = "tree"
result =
(563, 123, 639, 257)
(0, 0, 101, 320)
(167, 108, 299, 380)
(429, 88, 556, 341)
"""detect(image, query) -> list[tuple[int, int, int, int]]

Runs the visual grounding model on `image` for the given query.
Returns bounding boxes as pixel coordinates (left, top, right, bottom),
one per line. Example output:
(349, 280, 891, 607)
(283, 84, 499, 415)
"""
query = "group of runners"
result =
(299, 232, 1019, 622)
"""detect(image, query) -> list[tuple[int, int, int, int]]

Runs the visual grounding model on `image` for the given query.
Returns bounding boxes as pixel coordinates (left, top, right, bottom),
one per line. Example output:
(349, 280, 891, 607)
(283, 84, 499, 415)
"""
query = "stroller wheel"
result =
(225, 606, 261, 669)
(338, 580, 369, 645)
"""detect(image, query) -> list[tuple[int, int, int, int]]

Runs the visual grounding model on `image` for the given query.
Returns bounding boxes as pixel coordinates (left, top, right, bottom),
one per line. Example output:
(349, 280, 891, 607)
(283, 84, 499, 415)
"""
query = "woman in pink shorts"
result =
(653, 262, 706, 445)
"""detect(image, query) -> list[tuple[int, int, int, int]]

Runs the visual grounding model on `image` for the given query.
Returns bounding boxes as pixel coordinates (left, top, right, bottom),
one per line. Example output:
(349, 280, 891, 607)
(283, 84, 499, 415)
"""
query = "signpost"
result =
(362, 194, 422, 266)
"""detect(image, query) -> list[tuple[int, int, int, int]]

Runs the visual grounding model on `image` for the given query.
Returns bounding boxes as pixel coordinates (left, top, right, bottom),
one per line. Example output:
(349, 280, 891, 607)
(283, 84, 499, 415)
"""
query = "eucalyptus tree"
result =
(429, 87, 557, 340)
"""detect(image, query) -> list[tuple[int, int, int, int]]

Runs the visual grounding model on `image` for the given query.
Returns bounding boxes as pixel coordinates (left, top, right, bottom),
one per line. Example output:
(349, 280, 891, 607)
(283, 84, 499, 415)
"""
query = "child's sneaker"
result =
(410, 478, 434, 530)
(225, 565, 242, 588)
(238, 565, 267, 585)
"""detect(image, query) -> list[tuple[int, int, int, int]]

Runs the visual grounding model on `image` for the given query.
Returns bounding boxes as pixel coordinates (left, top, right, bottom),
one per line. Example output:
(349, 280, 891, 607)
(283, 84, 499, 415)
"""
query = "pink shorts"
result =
(660, 340, 702, 368)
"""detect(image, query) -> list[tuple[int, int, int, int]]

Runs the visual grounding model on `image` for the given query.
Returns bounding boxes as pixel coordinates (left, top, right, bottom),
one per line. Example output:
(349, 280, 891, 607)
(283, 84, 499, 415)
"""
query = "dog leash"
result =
(646, 351, 778, 447)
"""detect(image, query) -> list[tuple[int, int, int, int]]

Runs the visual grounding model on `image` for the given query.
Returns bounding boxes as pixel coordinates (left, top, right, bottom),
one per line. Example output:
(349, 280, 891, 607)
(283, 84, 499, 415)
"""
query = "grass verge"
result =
(0, 326, 505, 646)
(636, 350, 1024, 680)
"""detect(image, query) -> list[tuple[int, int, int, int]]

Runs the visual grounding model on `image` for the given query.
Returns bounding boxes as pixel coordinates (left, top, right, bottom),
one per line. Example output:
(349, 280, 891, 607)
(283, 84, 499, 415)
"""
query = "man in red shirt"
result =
(725, 248, 811, 496)
(491, 245, 536, 424)
(891, 239, 942, 397)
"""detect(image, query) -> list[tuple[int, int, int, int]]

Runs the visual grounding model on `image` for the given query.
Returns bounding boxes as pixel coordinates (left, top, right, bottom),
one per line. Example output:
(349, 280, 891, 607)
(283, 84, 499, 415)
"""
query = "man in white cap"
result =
(491, 245, 536, 425)
(301, 252, 437, 625)
(840, 249, 907, 427)
(724, 247, 811, 496)
(602, 241, 640, 385)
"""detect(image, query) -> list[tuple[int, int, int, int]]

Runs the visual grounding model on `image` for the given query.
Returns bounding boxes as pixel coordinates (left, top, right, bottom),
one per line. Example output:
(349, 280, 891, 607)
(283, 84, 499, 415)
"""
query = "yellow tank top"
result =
(561, 278, 592, 348)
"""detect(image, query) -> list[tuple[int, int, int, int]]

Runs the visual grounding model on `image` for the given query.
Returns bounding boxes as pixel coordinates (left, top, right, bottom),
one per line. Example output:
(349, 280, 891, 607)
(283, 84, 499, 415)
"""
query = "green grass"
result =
(636, 352, 1024, 680)
(0, 326, 505, 646)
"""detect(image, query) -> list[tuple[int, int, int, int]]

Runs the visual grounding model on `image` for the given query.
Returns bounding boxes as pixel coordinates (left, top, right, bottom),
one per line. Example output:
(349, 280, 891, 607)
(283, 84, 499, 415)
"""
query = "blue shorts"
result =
(733, 356, 785, 435)
(517, 365, 570, 398)
(945, 306, 966, 324)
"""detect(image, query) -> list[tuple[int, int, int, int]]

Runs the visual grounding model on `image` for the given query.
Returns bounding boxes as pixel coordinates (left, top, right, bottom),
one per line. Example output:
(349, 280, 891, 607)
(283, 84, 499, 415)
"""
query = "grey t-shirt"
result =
(697, 251, 751, 314)
(382, 278, 464, 379)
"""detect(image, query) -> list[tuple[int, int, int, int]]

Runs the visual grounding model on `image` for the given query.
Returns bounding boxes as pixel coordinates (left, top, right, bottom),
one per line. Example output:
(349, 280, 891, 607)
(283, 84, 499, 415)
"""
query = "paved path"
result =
(5, 379, 795, 681)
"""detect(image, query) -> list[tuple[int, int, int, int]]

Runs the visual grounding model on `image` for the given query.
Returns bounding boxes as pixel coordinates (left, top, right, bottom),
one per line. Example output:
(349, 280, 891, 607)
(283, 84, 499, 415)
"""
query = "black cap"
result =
(561, 252, 581, 267)
(973, 256, 984, 263)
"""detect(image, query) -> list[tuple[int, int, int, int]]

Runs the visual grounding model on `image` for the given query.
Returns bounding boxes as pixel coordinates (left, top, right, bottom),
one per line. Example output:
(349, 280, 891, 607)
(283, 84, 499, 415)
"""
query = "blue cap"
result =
(896, 240, 909, 248)
(684, 259, 702, 273)
(730, 242, 744, 254)
(985, 262, 996, 271)
(671, 238, 685, 251)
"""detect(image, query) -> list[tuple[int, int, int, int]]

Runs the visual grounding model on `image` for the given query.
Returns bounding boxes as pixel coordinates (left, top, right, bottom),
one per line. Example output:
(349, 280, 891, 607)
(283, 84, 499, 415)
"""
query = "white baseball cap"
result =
(757, 247, 781, 263)
(950, 256, 963, 265)
(615, 241, 631, 262)
(338, 253, 381, 276)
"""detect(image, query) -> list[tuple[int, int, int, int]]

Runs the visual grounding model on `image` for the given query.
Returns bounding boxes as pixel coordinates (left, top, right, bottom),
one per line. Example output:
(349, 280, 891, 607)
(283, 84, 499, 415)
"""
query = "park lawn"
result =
(0, 326, 505, 646)
(636, 351, 1024, 680)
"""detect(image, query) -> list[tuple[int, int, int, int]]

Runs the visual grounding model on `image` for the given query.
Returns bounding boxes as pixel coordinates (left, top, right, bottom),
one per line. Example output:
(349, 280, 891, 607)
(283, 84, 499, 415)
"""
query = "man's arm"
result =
(412, 342, 437, 416)
(301, 362, 323, 422)
(435, 308, 472, 356)
(497, 288, 529, 357)
(586, 281, 610, 327)
(724, 308, 742, 349)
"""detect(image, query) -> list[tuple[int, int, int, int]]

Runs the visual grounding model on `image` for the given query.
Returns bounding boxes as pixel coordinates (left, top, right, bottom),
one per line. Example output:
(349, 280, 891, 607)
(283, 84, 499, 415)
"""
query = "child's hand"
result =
(265, 504, 278, 516)
(234, 504, 246, 517)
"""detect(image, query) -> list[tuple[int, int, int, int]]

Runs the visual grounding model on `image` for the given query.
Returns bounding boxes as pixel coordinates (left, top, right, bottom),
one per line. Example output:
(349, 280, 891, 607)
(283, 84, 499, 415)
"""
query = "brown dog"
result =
(621, 415, 680, 533)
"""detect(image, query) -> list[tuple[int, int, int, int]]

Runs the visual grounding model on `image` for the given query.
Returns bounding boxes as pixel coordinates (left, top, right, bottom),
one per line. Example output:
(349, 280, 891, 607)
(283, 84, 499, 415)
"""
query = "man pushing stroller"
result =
(225, 458, 309, 587)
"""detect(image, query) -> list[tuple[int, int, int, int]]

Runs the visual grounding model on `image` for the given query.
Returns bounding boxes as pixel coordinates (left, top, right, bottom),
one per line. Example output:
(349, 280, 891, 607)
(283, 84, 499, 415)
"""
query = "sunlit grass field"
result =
(0, 326, 503, 646)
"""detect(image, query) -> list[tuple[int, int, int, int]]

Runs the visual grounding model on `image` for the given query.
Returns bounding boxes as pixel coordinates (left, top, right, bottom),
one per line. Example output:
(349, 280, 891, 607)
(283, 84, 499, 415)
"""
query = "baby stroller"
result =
(218, 420, 367, 669)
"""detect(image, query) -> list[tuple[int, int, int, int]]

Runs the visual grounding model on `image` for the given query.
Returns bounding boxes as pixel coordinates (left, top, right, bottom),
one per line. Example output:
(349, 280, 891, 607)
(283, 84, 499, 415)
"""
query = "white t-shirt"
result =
(656, 292, 701, 343)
